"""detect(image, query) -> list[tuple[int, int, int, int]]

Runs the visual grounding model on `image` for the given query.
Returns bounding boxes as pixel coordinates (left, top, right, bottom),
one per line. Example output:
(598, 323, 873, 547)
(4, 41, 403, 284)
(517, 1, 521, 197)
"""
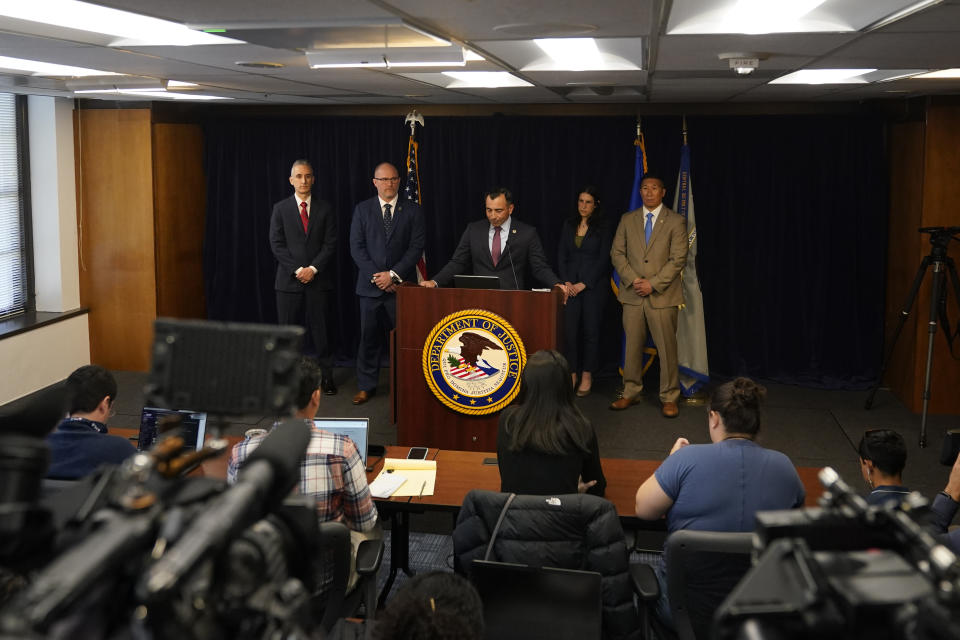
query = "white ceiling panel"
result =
(390, 0, 655, 41)
(656, 33, 859, 71)
(821, 33, 960, 68)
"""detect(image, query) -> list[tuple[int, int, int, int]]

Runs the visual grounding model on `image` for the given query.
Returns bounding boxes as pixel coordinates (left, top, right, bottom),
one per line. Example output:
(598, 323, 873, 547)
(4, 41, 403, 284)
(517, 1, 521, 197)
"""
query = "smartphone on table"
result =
(407, 446, 429, 460)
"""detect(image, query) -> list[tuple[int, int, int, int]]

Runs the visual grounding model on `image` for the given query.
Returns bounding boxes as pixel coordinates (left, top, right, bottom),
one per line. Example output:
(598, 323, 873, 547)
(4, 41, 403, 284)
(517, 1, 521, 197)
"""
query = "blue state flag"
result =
(673, 139, 709, 396)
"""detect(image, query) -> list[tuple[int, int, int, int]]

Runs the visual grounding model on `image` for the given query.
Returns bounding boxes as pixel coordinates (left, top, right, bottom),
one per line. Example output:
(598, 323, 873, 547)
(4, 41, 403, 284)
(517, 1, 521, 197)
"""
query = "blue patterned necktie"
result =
(383, 203, 393, 234)
(645, 212, 653, 245)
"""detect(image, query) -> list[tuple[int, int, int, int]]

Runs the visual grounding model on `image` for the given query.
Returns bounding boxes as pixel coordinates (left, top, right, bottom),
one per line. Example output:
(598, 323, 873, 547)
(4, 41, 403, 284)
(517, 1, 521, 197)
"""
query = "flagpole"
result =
(403, 109, 427, 281)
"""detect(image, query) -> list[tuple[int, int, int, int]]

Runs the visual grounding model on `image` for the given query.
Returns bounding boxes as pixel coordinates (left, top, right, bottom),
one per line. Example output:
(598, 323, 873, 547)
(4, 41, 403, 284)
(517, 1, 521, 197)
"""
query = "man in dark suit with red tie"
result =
(420, 187, 566, 293)
(349, 162, 425, 405)
(269, 159, 338, 395)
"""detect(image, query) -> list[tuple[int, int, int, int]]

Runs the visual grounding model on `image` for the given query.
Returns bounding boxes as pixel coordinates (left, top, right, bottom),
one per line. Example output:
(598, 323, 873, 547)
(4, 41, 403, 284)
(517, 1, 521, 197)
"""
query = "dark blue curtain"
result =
(202, 113, 887, 389)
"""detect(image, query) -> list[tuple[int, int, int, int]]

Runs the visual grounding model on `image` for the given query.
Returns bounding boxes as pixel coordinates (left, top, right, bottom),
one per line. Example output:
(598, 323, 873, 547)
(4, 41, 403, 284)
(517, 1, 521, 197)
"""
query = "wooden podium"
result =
(392, 284, 563, 451)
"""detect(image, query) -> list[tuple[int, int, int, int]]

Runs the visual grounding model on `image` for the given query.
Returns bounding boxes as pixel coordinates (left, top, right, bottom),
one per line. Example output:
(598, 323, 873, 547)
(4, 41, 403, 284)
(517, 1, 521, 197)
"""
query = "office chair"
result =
(453, 490, 643, 640)
(634, 530, 755, 640)
(311, 521, 384, 634)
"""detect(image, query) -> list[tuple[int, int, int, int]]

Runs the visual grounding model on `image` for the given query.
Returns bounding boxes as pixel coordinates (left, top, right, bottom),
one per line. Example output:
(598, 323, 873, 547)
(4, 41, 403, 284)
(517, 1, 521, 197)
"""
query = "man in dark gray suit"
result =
(269, 159, 338, 395)
(349, 162, 425, 405)
(420, 187, 567, 294)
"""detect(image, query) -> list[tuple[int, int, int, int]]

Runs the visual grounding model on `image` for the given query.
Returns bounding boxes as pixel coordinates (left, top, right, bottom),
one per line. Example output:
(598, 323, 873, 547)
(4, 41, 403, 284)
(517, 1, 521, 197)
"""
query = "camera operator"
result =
(858, 429, 910, 505)
(227, 357, 380, 589)
(45, 365, 135, 479)
(857, 428, 960, 553)
(929, 452, 960, 553)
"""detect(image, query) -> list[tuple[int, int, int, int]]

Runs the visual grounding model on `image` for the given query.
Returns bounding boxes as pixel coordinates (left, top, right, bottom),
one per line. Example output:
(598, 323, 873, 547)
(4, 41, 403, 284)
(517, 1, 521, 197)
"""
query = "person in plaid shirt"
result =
(228, 357, 378, 533)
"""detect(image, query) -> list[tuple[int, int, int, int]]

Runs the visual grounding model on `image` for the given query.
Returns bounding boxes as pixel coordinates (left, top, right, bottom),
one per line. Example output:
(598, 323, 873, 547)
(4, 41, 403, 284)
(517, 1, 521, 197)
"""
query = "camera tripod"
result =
(865, 226, 960, 447)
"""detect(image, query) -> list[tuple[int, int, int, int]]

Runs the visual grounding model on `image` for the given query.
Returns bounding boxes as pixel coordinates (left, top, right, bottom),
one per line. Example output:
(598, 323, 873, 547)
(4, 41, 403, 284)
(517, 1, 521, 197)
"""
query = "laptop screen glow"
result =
(138, 407, 207, 452)
(314, 417, 369, 466)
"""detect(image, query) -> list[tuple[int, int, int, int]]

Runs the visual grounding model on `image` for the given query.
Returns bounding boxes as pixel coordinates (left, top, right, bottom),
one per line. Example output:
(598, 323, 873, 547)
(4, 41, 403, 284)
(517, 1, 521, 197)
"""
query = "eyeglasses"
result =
(374, 177, 400, 183)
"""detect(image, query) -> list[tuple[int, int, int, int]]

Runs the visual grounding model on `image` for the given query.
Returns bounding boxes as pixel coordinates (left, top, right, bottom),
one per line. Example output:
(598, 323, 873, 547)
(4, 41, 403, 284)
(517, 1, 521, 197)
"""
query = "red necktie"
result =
(300, 201, 309, 234)
(492, 226, 502, 266)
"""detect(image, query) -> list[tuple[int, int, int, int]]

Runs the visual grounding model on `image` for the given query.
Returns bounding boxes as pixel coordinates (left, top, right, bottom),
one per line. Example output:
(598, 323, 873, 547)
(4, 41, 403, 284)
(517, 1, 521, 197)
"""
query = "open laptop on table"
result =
(137, 407, 208, 452)
(313, 417, 370, 466)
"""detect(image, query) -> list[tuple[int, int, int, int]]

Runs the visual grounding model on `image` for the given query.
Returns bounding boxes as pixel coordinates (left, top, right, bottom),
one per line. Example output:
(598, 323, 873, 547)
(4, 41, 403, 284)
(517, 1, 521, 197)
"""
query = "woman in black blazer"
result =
(557, 186, 613, 396)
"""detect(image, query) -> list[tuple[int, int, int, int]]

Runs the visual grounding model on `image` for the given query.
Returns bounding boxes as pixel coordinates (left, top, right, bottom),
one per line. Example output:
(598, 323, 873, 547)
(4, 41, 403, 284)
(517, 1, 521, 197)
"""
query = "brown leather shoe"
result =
(609, 396, 642, 411)
(661, 401, 679, 418)
(352, 390, 372, 405)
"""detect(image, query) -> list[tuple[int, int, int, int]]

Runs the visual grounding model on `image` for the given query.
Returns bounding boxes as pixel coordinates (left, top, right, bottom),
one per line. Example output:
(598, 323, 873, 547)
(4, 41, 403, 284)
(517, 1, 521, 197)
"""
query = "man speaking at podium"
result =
(420, 187, 567, 295)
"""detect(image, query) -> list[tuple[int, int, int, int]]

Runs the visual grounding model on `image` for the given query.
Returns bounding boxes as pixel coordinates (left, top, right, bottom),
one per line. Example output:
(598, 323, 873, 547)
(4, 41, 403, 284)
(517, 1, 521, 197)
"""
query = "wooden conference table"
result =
(115, 429, 827, 601)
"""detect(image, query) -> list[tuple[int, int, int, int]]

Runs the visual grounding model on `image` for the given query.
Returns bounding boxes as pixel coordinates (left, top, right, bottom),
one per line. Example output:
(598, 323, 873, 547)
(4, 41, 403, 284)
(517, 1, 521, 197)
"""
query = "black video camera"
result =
(0, 320, 328, 640)
(715, 468, 960, 640)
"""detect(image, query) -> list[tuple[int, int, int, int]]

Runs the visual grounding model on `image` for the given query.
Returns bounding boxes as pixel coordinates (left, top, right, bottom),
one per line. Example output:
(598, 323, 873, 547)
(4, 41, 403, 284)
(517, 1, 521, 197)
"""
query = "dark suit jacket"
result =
(269, 195, 337, 292)
(349, 196, 425, 297)
(432, 218, 561, 290)
(557, 217, 614, 290)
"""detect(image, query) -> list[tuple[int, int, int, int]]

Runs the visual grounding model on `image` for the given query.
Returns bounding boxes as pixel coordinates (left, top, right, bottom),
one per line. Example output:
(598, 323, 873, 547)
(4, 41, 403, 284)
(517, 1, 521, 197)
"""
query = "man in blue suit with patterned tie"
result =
(349, 162, 425, 405)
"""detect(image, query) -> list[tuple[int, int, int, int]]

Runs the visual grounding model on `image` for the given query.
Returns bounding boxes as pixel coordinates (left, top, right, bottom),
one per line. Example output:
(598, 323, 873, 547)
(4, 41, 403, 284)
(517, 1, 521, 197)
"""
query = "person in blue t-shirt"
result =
(45, 365, 136, 479)
(634, 377, 805, 634)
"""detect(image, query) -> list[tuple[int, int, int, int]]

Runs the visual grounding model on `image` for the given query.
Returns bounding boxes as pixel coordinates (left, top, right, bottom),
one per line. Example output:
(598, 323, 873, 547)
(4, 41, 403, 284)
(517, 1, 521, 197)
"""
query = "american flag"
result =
(403, 132, 427, 281)
(448, 356, 490, 380)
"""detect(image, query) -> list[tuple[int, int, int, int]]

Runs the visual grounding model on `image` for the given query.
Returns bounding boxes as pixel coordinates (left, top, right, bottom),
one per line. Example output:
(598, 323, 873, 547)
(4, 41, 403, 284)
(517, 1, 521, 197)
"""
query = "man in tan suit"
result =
(610, 175, 687, 417)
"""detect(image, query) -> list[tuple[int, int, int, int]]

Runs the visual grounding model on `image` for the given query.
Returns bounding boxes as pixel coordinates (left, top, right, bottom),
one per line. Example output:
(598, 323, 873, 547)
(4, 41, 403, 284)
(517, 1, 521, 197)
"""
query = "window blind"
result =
(0, 92, 27, 318)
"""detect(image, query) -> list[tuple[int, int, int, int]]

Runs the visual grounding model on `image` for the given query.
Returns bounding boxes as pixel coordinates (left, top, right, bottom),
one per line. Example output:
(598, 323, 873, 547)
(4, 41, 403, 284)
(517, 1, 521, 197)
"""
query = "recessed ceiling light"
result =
(669, 0, 851, 34)
(913, 68, 960, 79)
(0, 0, 241, 46)
(523, 38, 642, 72)
(769, 69, 875, 84)
(441, 71, 533, 88)
(235, 61, 285, 69)
(74, 89, 230, 100)
(534, 38, 602, 71)
(0, 55, 121, 77)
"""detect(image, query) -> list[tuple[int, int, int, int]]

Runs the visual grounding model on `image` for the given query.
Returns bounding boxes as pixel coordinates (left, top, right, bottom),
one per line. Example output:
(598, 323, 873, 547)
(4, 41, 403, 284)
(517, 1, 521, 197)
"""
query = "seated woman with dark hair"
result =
(634, 377, 805, 632)
(497, 350, 606, 497)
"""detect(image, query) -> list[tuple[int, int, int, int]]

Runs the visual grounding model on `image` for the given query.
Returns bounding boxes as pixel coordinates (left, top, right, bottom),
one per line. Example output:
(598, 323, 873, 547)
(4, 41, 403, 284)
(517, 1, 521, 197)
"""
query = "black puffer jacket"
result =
(452, 490, 640, 640)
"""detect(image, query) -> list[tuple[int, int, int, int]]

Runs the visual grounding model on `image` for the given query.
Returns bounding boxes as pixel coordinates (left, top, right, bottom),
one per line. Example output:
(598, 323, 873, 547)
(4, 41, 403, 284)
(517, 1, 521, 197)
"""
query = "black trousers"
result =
(276, 287, 333, 377)
(562, 285, 605, 374)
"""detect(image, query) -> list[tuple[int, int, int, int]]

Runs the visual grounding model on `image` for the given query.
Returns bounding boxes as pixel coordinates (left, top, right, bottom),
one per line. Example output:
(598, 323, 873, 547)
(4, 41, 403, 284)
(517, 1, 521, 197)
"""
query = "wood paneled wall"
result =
(885, 98, 960, 414)
(75, 109, 156, 371)
(153, 123, 206, 319)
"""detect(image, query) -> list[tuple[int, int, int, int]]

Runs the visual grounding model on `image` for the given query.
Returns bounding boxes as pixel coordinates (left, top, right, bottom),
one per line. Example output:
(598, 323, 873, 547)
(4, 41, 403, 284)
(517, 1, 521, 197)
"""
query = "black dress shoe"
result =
(322, 378, 337, 395)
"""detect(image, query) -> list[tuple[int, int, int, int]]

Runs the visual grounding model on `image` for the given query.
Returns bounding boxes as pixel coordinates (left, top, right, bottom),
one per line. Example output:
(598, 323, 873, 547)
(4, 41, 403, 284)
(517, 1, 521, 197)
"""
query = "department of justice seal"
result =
(422, 309, 526, 415)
